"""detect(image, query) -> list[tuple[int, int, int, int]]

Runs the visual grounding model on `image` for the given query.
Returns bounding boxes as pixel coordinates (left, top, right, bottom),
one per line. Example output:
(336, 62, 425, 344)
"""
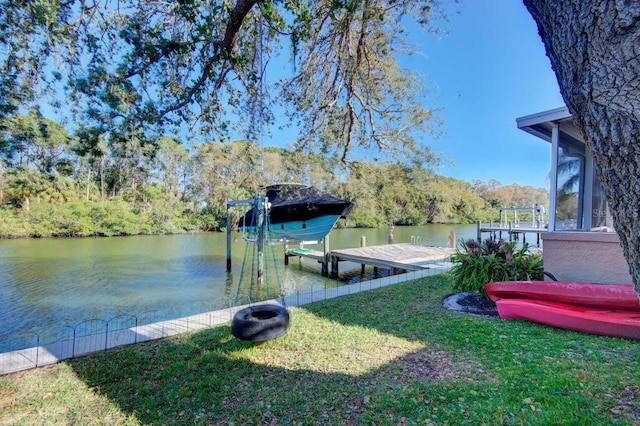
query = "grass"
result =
(1, 274, 639, 425)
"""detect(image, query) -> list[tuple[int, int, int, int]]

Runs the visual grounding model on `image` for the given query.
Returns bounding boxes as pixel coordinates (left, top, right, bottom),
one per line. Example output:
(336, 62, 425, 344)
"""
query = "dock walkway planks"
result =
(285, 247, 326, 262)
(330, 243, 454, 276)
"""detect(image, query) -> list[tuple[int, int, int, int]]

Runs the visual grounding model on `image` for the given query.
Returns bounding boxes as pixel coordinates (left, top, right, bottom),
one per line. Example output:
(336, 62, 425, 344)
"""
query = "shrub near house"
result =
(450, 239, 544, 297)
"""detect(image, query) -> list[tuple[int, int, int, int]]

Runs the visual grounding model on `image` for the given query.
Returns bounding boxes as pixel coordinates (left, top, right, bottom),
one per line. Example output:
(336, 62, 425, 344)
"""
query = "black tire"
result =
(231, 304, 290, 342)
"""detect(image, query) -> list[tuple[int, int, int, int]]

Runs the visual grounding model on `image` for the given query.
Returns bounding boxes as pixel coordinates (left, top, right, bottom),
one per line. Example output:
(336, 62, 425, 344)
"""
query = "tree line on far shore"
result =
(0, 113, 548, 238)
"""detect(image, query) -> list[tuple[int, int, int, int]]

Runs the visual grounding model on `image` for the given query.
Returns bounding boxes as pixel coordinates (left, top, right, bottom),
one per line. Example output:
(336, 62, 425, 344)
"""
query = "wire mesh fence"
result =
(0, 260, 451, 376)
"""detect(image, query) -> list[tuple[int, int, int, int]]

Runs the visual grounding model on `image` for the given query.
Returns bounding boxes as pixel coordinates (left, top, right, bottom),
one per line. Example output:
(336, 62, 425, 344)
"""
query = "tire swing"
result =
(231, 304, 290, 342)
(229, 22, 290, 343)
(230, 195, 290, 342)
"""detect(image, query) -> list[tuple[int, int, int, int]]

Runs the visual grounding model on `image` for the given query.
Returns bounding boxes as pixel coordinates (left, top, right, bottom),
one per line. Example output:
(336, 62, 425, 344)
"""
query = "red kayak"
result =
(485, 281, 640, 312)
(495, 298, 640, 340)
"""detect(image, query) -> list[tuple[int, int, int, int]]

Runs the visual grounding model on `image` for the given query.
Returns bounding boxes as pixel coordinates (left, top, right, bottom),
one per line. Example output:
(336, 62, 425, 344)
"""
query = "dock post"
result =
(284, 239, 289, 266)
(331, 256, 339, 278)
(508, 222, 513, 242)
(448, 230, 457, 248)
(226, 204, 232, 272)
(360, 236, 366, 275)
(476, 221, 481, 242)
(322, 235, 330, 276)
(257, 197, 266, 285)
(298, 241, 304, 265)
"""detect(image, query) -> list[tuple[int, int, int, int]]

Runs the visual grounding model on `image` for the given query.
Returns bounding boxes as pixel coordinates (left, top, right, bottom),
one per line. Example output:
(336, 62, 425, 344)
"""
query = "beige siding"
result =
(542, 232, 633, 284)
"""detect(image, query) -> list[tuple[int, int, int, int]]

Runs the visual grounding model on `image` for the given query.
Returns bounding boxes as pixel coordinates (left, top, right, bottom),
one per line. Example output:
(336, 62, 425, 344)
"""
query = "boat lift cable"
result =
(234, 218, 255, 306)
(265, 214, 286, 306)
(230, 19, 288, 309)
(249, 238, 258, 304)
(265, 212, 286, 305)
(269, 243, 286, 305)
(234, 201, 261, 306)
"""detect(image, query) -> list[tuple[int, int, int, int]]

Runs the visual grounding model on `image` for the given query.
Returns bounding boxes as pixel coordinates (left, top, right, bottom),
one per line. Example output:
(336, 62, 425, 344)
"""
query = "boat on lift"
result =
(239, 183, 355, 242)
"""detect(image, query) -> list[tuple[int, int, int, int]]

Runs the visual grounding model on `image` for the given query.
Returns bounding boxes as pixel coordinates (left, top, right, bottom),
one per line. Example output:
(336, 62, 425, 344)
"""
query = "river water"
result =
(0, 224, 478, 352)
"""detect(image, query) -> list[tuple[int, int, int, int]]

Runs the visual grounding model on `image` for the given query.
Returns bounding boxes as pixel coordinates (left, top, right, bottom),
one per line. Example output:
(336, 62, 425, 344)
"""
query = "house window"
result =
(554, 122, 613, 232)
(590, 168, 613, 231)
(555, 133, 583, 229)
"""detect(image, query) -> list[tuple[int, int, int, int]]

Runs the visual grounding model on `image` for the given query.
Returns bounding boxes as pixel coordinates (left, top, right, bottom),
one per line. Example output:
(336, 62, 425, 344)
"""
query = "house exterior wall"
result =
(541, 232, 633, 284)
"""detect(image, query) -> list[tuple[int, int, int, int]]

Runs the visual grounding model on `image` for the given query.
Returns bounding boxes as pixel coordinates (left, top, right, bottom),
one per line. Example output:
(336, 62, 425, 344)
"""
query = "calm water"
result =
(0, 224, 477, 352)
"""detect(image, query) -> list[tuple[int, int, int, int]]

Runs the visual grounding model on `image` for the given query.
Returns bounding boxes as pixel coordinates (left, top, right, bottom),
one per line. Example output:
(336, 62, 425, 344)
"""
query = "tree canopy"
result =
(1, 0, 448, 167)
(0, 112, 548, 237)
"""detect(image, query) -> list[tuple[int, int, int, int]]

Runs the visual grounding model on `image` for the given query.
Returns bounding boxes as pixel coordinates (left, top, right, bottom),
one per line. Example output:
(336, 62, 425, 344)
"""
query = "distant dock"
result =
(285, 243, 454, 278)
(476, 206, 547, 245)
(477, 221, 546, 245)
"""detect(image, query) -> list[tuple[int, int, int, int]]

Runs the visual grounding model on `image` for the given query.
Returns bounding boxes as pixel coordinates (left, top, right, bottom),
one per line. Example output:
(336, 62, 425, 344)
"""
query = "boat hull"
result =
(485, 281, 640, 311)
(266, 214, 342, 241)
(238, 184, 354, 242)
(496, 298, 640, 340)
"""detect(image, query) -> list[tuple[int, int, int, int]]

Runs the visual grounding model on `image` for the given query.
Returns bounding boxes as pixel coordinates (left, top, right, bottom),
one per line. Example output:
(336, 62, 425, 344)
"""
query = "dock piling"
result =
(448, 230, 457, 248)
(283, 239, 289, 266)
(226, 205, 232, 272)
(360, 236, 366, 275)
(225, 198, 256, 272)
(322, 235, 330, 276)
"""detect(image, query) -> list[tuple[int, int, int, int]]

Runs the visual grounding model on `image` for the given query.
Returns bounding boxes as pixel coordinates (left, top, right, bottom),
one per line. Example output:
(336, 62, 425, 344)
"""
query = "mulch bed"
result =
(443, 292, 499, 317)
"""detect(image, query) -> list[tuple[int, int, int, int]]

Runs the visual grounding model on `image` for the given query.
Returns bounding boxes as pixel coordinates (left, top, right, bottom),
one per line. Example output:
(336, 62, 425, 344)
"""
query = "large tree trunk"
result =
(523, 1, 640, 291)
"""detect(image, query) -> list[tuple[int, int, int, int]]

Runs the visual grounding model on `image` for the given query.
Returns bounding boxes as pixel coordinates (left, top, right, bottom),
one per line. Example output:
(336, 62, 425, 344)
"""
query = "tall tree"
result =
(0, 112, 72, 174)
(74, 126, 110, 200)
(191, 140, 262, 212)
(523, 1, 640, 290)
(0, 0, 447, 167)
(155, 136, 190, 201)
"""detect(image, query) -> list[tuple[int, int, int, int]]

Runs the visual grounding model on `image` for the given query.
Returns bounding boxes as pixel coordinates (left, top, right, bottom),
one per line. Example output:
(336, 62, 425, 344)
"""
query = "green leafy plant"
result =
(450, 238, 544, 296)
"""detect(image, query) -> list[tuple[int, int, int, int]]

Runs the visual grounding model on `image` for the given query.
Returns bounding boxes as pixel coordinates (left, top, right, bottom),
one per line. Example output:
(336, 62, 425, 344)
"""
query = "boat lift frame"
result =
(477, 205, 547, 245)
(226, 197, 270, 285)
(498, 206, 546, 229)
(228, 197, 334, 276)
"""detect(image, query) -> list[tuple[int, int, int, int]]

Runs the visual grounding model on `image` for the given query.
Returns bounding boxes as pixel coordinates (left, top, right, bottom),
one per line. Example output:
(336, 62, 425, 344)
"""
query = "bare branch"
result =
(153, 0, 262, 120)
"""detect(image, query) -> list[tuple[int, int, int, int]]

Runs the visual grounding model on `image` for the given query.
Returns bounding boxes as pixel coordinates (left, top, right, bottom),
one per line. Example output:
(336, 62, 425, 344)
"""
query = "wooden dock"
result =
(477, 221, 546, 245)
(285, 247, 330, 275)
(286, 243, 455, 278)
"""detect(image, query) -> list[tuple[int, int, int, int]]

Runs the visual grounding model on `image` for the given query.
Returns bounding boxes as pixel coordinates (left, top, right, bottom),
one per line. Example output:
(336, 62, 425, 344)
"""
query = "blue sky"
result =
(265, 1, 565, 189)
(411, 0, 565, 188)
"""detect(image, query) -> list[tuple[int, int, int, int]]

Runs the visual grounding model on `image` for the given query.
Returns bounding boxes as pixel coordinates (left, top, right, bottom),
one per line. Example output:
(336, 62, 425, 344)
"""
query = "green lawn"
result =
(1, 274, 639, 425)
